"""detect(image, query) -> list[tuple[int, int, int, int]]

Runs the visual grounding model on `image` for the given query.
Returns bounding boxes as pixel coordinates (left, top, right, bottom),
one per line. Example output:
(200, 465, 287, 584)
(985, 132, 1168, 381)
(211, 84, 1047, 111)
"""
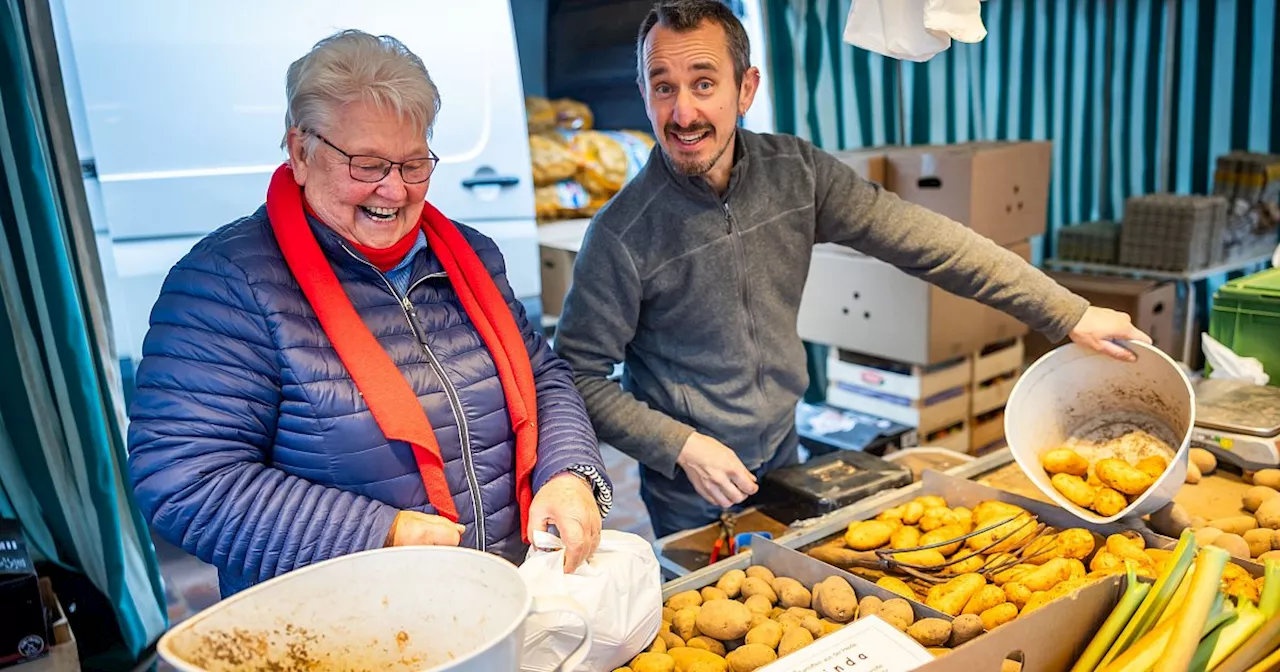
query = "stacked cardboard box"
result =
(1023, 271, 1179, 362)
(1118, 194, 1229, 271)
(968, 338, 1024, 454)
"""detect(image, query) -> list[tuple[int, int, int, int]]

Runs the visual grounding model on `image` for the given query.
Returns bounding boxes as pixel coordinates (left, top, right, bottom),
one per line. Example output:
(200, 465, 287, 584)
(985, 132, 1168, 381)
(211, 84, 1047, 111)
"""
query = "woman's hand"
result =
(528, 472, 602, 573)
(387, 511, 466, 547)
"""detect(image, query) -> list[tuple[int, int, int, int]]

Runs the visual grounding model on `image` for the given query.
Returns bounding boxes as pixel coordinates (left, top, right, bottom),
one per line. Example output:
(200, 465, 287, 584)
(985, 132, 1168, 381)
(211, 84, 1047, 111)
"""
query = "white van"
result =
(49, 0, 772, 379)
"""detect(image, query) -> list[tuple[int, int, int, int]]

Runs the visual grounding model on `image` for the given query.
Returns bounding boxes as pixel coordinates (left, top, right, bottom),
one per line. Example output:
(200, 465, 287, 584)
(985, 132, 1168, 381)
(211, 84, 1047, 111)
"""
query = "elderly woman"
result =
(127, 30, 611, 597)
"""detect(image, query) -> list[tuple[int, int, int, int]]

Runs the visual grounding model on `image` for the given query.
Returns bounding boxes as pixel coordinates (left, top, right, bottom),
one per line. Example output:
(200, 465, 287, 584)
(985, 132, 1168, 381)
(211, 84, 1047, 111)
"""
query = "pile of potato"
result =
(1147, 462, 1280, 565)
(617, 567, 976, 672)
(1041, 447, 1167, 516)
(807, 495, 1128, 629)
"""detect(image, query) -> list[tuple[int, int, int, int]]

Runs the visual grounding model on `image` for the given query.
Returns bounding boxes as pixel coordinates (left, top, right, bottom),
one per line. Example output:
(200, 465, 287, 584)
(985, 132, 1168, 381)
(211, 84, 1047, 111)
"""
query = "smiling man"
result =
(552, 0, 1150, 537)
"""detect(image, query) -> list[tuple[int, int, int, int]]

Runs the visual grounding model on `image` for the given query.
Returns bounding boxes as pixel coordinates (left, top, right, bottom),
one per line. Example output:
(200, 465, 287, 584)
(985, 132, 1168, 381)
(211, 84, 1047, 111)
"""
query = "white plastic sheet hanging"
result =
(843, 0, 987, 63)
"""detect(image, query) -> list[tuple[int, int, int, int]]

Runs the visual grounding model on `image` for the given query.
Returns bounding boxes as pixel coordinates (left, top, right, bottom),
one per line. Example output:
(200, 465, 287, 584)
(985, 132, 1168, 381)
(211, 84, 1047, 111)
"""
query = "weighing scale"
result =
(1190, 378, 1280, 470)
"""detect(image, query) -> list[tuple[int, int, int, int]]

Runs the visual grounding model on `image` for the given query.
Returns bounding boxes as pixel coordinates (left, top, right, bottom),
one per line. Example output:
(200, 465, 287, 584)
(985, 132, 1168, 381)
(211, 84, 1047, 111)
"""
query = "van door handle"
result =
(462, 175, 520, 189)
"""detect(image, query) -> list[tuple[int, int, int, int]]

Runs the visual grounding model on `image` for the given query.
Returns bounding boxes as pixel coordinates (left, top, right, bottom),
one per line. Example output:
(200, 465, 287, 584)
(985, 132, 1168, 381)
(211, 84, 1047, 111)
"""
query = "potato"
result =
(740, 578, 777, 605)
(668, 590, 703, 611)
(725, 644, 776, 672)
(1255, 497, 1280, 529)
(981, 602, 1018, 631)
(855, 594, 882, 620)
(1255, 469, 1280, 490)
(1057, 529, 1097, 560)
(1096, 458, 1156, 496)
(663, 606, 677, 623)
(907, 618, 953, 647)
(1209, 516, 1259, 535)
(744, 618, 781, 649)
(919, 507, 953, 533)
(876, 576, 917, 601)
(1066, 559, 1088, 581)
(1135, 454, 1169, 480)
(1004, 582, 1032, 609)
(1149, 502, 1193, 537)
(939, 613, 982, 647)
(992, 563, 1037, 586)
(1186, 461, 1202, 484)
(1274, 529, 1280, 550)
(814, 577, 858, 623)
(1041, 448, 1089, 476)
(919, 524, 967, 557)
(1189, 448, 1217, 474)
(696, 599, 753, 641)
(1190, 516, 1208, 529)
(631, 652, 676, 672)
(768, 607, 785, 620)
(702, 587, 729, 603)
(903, 501, 926, 525)
(659, 631, 685, 650)
(1050, 473, 1096, 509)
(891, 526, 922, 550)
(688, 637, 727, 657)
(927, 574, 987, 616)
(963, 584, 1007, 616)
(1105, 535, 1152, 566)
(915, 495, 949, 510)
(1019, 558, 1073, 592)
(785, 607, 818, 621)
(1243, 529, 1274, 558)
(648, 636, 668, 654)
(743, 595, 772, 616)
(717, 570, 747, 599)
(967, 513, 1037, 554)
(1196, 527, 1226, 547)
(820, 619, 843, 637)
(667, 647, 728, 672)
(973, 501, 1027, 525)
(947, 553, 988, 575)
(891, 548, 948, 567)
(777, 627, 814, 656)
(800, 616, 825, 639)
(772, 578, 811, 609)
(1243, 486, 1280, 513)
(1093, 488, 1129, 517)
(673, 607, 701, 642)
(1089, 551, 1122, 573)
(878, 598, 915, 631)
(1021, 591, 1053, 615)
(1020, 535, 1059, 565)
(877, 505, 907, 522)
(1225, 575, 1261, 604)
(845, 520, 897, 551)
(1259, 550, 1280, 563)
(1211, 533, 1252, 560)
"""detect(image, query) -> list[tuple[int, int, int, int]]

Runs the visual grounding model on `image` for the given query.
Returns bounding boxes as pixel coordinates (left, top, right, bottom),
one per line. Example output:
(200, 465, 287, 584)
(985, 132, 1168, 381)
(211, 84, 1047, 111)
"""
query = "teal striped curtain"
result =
(2, 0, 166, 661)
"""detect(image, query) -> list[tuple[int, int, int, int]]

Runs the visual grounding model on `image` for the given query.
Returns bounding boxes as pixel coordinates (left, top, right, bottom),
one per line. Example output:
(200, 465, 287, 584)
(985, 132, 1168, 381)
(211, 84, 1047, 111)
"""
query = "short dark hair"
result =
(636, 0, 751, 87)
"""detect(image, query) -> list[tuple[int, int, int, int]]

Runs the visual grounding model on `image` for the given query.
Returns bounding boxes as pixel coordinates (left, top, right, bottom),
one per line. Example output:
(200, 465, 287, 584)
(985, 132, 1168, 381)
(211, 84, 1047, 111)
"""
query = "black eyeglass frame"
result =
(304, 129, 439, 184)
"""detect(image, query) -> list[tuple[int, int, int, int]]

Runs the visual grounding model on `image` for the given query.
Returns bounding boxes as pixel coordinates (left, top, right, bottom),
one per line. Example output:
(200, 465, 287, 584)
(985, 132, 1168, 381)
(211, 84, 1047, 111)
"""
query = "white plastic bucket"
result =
(157, 546, 592, 672)
(1005, 340, 1195, 524)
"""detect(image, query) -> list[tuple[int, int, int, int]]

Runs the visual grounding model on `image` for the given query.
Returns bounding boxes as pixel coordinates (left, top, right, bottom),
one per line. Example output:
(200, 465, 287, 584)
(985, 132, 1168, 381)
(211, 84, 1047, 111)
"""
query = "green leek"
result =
(1099, 528, 1197, 668)
(1188, 598, 1265, 671)
(1071, 562, 1151, 672)
(1243, 645, 1280, 672)
(1101, 593, 1232, 672)
(1215, 619, 1280, 672)
(1259, 559, 1279, 619)
(1155, 564, 1195, 627)
(1156, 545, 1231, 672)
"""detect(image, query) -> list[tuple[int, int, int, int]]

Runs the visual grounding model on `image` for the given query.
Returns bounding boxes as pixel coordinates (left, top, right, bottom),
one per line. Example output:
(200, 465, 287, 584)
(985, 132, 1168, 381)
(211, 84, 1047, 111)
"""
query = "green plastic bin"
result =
(1209, 266, 1280, 386)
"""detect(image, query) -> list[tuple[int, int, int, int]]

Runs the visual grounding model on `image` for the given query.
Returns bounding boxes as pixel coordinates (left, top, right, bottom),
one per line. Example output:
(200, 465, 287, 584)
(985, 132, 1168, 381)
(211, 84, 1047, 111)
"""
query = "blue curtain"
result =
(1, 0, 166, 660)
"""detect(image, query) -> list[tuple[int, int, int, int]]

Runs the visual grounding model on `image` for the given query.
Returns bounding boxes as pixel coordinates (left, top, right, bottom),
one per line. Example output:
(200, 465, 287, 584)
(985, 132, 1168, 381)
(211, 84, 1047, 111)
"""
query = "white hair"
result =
(282, 29, 441, 157)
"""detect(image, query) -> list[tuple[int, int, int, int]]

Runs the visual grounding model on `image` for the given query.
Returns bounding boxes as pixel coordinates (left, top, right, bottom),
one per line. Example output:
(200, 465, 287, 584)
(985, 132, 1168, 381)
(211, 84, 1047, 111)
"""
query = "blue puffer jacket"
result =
(127, 205, 608, 596)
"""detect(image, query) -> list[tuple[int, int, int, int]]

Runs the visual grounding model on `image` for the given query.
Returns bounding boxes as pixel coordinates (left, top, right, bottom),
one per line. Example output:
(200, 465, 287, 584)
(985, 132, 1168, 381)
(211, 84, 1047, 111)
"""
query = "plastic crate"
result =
(1209, 267, 1280, 385)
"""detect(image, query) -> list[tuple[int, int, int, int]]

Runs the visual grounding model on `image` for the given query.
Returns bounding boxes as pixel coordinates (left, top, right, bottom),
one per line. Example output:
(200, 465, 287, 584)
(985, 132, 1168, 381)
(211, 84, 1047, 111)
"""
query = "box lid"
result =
(1218, 267, 1280, 300)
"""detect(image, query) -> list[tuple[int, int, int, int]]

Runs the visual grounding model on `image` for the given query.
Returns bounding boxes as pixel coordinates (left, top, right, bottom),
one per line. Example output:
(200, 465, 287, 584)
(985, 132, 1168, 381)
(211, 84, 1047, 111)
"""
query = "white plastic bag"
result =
(1272, 241, 1279, 269)
(1202, 333, 1270, 385)
(518, 531, 662, 672)
(843, 0, 986, 62)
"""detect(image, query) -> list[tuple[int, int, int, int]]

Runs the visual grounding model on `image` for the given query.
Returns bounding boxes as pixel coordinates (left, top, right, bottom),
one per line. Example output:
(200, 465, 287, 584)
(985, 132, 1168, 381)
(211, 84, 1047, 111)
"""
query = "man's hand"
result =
(1069, 306, 1153, 362)
(676, 433, 759, 509)
(528, 472, 602, 573)
(387, 511, 466, 547)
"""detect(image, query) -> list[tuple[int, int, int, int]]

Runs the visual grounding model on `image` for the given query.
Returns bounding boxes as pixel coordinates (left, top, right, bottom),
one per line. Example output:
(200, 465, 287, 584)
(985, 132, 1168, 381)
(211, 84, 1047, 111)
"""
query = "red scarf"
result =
(266, 164, 538, 540)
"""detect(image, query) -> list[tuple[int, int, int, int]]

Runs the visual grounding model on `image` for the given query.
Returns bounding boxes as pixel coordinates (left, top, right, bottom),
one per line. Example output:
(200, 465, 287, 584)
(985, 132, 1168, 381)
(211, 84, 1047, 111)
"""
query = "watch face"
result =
(18, 635, 45, 658)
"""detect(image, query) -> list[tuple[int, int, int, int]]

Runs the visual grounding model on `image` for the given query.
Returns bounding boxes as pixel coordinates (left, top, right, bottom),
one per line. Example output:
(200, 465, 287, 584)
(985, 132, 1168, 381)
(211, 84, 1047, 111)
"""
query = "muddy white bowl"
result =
(1005, 340, 1195, 524)
(157, 546, 591, 672)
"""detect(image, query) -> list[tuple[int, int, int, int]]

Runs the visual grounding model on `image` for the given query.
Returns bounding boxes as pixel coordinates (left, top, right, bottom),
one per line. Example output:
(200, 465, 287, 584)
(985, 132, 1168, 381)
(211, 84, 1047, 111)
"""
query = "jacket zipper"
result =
(338, 246, 487, 550)
(723, 203, 767, 404)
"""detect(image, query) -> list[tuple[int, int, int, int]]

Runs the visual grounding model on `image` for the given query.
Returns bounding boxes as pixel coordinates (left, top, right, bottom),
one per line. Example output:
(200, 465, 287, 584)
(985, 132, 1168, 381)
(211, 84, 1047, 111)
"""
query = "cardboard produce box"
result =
(831, 147, 889, 186)
(1024, 271, 1178, 363)
(798, 241, 1032, 365)
(884, 141, 1053, 246)
(537, 219, 591, 318)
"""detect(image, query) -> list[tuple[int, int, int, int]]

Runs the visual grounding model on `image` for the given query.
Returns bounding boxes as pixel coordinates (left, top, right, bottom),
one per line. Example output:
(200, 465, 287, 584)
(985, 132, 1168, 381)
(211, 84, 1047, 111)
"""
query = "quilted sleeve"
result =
(461, 226, 612, 502)
(126, 243, 399, 585)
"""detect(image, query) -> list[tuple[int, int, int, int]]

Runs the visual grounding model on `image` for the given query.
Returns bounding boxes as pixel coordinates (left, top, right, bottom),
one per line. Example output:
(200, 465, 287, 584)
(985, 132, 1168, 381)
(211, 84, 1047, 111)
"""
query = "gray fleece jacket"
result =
(553, 129, 1089, 479)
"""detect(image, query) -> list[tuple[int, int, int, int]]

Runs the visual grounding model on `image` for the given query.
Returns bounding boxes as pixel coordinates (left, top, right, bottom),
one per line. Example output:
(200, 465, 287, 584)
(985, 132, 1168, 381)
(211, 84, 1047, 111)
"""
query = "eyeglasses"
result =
(305, 130, 439, 184)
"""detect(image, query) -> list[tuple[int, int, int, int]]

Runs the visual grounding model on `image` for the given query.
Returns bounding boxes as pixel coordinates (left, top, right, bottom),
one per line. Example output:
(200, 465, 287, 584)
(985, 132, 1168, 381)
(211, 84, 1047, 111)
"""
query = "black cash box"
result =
(757, 450, 913, 524)
(0, 519, 49, 669)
